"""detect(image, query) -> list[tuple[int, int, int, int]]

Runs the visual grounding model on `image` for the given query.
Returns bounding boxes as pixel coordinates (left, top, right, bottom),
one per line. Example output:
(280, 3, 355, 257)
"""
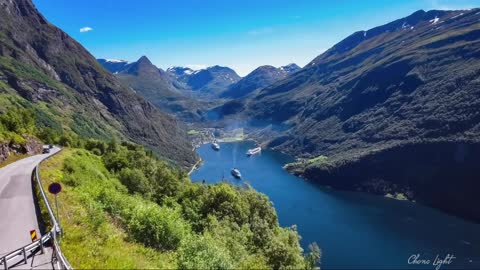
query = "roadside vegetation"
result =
(0, 107, 36, 145)
(40, 142, 321, 269)
(0, 95, 321, 269)
(0, 94, 83, 148)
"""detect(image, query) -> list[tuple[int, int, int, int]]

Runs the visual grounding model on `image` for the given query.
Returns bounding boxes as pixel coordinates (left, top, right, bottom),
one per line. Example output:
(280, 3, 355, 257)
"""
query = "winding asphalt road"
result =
(0, 147, 59, 268)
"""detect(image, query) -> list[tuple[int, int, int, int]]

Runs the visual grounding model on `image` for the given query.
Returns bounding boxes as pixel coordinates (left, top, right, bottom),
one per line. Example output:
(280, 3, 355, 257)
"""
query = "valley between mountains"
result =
(1, 0, 480, 268)
(99, 9, 480, 223)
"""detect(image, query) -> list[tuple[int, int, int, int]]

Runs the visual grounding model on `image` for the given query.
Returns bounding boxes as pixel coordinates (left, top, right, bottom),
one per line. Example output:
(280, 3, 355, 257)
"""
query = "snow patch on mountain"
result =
(450, 13, 464, 20)
(106, 59, 128, 63)
(430, 16, 440, 24)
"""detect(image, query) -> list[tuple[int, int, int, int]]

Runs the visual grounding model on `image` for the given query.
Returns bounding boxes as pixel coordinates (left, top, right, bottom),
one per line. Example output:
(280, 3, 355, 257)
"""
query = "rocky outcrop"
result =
(22, 135, 42, 154)
(0, 136, 42, 164)
(0, 143, 10, 163)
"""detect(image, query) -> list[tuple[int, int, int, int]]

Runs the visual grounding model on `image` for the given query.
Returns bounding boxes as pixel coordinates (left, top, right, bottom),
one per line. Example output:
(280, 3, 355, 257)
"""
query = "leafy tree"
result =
(107, 138, 119, 153)
(127, 204, 191, 250)
(118, 168, 152, 196)
(305, 243, 322, 270)
(36, 127, 60, 144)
(201, 183, 249, 226)
(103, 150, 129, 172)
(178, 234, 233, 270)
(85, 139, 108, 155)
(0, 108, 35, 135)
(264, 227, 306, 269)
(152, 165, 187, 203)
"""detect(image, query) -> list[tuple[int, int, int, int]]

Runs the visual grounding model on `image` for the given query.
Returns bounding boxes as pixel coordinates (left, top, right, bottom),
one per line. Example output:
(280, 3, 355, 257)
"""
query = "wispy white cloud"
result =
(185, 64, 207, 70)
(247, 27, 275, 36)
(79, 26, 93, 33)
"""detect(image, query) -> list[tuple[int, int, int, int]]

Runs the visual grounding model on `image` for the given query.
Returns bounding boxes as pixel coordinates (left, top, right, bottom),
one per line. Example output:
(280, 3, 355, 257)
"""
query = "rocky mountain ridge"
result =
(221, 64, 301, 98)
(0, 0, 196, 167)
(210, 8, 480, 221)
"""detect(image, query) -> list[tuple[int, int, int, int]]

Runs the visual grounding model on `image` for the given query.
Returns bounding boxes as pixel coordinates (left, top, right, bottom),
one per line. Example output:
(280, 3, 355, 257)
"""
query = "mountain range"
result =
(99, 58, 301, 100)
(212, 8, 480, 221)
(104, 56, 210, 121)
(97, 58, 130, 74)
(168, 65, 241, 97)
(98, 57, 302, 121)
(5, 0, 479, 222)
(221, 64, 300, 98)
(0, 0, 196, 167)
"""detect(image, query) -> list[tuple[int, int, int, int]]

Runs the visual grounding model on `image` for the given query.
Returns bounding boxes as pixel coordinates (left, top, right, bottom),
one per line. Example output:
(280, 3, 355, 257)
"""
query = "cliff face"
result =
(0, 0, 196, 167)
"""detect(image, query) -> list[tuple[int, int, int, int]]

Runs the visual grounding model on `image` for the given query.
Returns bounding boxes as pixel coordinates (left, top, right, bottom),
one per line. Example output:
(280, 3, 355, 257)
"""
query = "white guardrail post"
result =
(0, 148, 72, 270)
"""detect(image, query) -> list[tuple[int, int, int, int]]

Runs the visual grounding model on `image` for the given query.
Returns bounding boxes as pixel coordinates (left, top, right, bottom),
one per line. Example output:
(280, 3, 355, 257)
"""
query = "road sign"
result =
(48, 182, 62, 194)
(30, 229, 37, 242)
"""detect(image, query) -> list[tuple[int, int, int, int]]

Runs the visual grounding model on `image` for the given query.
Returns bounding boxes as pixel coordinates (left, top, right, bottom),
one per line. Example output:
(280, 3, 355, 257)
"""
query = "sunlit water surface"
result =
(191, 141, 480, 269)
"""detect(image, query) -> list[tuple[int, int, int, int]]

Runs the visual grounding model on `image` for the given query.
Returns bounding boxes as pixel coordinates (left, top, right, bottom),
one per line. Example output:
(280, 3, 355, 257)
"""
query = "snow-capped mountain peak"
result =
(280, 63, 301, 73)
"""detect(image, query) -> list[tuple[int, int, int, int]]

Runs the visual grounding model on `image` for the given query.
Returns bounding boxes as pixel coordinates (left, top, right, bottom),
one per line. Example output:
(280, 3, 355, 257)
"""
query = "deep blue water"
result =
(191, 141, 480, 269)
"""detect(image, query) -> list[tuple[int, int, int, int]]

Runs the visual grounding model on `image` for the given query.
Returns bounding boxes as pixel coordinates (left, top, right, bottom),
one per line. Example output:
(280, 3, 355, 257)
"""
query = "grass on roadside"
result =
(38, 148, 177, 269)
(0, 153, 28, 169)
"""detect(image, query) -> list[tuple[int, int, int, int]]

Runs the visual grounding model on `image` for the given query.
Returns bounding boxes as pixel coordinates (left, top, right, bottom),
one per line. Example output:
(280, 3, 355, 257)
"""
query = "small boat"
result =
(231, 168, 242, 179)
(246, 147, 261, 156)
(211, 142, 220, 151)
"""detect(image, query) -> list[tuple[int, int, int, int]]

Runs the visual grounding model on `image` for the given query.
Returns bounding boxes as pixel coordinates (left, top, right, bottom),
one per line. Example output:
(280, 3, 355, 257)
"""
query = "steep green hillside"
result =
(0, 0, 195, 167)
(40, 145, 320, 269)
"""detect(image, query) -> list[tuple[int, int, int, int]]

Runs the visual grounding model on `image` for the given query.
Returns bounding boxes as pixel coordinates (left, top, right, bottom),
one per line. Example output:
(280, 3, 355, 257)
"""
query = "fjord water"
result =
(191, 141, 480, 269)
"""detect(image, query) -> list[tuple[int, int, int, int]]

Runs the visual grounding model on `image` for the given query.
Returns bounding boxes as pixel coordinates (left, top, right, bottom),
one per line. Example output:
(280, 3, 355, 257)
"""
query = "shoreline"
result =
(189, 140, 417, 204)
(188, 157, 203, 176)
(188, 137, 253, 176)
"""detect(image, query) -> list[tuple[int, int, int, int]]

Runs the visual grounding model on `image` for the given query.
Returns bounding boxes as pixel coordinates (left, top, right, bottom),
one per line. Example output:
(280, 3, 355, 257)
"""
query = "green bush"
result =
(9, 132, 26, 145)
(118, 168, 152, 196)
(103, 150, 129, 172)
(0, 108, 36, 144)
(127, 204, 191, 250)
(264, 227, 307, 269)
(85, 139, 108, 155)
(36, 127, 60, 144)
(178, 234, 233, 270)
(0, 108, 35, 135)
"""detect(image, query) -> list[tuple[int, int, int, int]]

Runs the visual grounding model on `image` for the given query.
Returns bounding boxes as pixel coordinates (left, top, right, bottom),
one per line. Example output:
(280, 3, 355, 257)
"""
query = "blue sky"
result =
(33, 0, 479, 76)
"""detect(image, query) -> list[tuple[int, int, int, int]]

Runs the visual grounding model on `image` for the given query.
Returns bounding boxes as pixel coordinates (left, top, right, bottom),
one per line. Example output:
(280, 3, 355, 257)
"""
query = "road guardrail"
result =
(0, 148, 72, 270)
